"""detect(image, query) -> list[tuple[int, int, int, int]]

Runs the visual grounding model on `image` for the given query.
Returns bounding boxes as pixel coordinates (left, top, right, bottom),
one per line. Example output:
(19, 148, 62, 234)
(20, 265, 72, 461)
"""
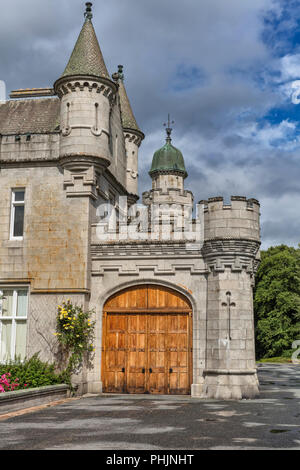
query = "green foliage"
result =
(0, 353, 65, 390)
(254, 244, 300, 359)
(55, 300, 95, 387)
(257, 357, 293, 364)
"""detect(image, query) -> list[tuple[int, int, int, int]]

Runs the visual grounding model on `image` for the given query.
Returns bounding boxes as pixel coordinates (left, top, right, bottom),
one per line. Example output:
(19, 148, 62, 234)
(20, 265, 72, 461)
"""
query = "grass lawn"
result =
(257, 357, 296, 364)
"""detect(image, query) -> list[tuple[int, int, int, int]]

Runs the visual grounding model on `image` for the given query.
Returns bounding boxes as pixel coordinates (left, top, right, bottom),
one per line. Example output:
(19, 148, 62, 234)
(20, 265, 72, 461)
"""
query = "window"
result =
(10, 189, 25, 239)
(0, 288, 28, 362)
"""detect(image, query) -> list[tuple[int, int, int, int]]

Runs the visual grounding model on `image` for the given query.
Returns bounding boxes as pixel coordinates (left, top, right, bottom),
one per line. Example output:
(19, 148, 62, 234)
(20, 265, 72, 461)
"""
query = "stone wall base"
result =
(87, 381, 103, 394)
(191, 383, 204, 397)
(0, 384, 69, 415)
(201, 369, 259, 400)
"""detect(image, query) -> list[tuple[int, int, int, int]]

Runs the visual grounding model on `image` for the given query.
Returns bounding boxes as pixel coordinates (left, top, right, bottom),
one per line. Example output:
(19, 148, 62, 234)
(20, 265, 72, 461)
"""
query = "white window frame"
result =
(0, 287, 29, 363)
(10, 188, 25, 240)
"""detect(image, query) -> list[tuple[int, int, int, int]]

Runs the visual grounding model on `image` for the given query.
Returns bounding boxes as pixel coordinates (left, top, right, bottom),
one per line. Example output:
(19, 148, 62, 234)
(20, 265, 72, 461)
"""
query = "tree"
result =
(254, 244, 300, 359)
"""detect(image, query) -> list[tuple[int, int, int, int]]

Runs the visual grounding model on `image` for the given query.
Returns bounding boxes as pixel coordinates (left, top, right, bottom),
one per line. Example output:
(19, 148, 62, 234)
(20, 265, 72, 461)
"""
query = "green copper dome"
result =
(149, 133, 187, 178)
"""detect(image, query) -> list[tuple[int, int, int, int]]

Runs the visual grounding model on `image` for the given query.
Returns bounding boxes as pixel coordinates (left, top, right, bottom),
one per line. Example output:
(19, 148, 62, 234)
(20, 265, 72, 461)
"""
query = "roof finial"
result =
(163, 114, 174, 142)
(118, 65, 124, 81)
(112, 65, 124, 82)
(84, 2, 93, 20)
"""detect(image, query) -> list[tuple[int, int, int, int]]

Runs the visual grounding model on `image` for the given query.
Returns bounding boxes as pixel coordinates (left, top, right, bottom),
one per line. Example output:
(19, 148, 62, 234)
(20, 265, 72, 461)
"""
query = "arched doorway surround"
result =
(102, 284, 193, 395)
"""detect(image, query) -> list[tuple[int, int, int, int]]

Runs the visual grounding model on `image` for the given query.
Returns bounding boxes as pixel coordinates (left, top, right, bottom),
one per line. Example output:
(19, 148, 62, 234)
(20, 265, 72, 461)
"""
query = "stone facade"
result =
(0, 5, 261, 399)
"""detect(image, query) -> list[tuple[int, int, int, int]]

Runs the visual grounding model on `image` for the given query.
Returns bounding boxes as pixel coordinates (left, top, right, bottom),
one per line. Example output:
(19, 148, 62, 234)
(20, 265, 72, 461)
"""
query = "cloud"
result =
(1, 0, 300, 249)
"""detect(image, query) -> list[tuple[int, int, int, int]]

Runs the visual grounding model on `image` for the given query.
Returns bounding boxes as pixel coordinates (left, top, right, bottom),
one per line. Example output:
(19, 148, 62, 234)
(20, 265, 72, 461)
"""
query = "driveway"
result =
(0, 363, 300, 450)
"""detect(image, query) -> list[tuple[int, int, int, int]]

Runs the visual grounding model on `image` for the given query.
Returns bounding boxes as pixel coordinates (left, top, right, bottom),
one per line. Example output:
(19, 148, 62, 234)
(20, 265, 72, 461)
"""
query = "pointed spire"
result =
(60, 3, 110, 80)
(113, 65, 144, 136)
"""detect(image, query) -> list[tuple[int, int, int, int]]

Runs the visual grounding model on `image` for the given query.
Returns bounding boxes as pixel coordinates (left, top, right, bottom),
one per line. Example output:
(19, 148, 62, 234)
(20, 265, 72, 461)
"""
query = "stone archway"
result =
(101, 284, 193, 395)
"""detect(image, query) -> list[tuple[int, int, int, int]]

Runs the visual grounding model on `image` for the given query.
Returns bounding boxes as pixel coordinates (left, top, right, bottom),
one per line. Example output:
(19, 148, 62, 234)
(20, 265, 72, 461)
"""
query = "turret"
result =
(199, 195, 261, 400)
(143, 119, 193, 213)
(112, 65, 144, 197)
(53, 3, 117, 197)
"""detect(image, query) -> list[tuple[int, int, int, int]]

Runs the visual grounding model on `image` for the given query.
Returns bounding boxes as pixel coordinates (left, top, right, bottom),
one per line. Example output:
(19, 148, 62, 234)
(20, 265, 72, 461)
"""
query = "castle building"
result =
(0, 3, 261, 399)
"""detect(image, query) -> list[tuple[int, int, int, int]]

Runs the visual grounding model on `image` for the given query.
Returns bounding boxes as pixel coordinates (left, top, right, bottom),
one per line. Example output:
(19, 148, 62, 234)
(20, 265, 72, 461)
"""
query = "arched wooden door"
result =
(102, 285, 192, 395)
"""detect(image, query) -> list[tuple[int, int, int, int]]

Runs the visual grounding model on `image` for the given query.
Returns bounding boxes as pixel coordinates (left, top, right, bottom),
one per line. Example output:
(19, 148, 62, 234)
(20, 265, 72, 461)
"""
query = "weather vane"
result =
(163, 114, 175, 141)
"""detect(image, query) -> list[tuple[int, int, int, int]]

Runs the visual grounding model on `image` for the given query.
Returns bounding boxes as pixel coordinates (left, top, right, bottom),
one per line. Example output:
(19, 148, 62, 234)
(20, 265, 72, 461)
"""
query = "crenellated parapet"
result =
(143, 187, 194, 206)
(200, 196, 261, 277)
(200, 196, 260, 241)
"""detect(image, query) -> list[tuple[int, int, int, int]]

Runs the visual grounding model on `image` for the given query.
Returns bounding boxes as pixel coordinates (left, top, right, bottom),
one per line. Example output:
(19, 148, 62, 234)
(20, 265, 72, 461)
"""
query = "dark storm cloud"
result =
(1, 0, 300, 249)
(262, 217, 300, 248)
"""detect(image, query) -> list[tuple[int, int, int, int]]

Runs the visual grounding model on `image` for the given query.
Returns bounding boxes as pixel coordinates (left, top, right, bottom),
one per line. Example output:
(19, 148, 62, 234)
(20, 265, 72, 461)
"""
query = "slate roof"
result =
(0, 98, 60, 135)
(118, 79, 143, 135)
(60, 17, 110, 80)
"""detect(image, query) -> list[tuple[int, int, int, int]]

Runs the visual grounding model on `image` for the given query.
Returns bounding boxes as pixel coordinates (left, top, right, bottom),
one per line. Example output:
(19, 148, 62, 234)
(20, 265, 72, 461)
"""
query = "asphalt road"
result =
(0, 363, 300, 450)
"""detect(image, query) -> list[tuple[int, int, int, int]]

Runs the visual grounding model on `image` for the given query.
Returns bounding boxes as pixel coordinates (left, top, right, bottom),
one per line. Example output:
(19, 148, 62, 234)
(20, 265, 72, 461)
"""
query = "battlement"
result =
(199, 196, 260, 242)
(199, 196, 260, 212)
(143, 188, 194, 207)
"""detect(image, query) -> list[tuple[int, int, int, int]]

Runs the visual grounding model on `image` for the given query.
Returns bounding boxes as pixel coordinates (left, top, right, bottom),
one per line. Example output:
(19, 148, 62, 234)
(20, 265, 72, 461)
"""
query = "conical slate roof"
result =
(61, 14, 110, 80)
(118, 79, 141, 133)
(112, 65, 143, 136)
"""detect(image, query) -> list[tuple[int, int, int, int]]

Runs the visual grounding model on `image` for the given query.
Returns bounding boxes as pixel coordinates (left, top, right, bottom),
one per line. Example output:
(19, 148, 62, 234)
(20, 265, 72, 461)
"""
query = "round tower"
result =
(200, 196, 261, 399)
(53, 3, 117, 178)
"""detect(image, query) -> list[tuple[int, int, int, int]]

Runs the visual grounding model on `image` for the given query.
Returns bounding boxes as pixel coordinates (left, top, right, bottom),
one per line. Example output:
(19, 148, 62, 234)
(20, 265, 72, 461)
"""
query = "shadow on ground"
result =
(0, 363, 299, 450)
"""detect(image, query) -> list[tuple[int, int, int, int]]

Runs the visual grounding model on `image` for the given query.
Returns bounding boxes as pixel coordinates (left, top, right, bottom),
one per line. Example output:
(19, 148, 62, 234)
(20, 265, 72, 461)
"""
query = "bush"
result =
(55, 300, 95, 387)
(0, 353, 65, 391)
(254, 244, 300, 359)
(0, 373, 22, 393)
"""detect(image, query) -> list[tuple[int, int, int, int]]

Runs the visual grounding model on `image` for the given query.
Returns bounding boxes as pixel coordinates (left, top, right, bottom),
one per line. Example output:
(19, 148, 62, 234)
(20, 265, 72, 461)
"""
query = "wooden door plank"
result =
(127, 313, 147, 393)
(102, 285, 192, 396)
(147, 314, 167, 394)
(103, 313, 127, 393)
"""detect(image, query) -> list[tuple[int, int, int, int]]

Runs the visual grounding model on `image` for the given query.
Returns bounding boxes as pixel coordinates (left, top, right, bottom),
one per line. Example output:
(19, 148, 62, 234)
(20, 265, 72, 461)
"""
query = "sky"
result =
(1, 0, 300, 250)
